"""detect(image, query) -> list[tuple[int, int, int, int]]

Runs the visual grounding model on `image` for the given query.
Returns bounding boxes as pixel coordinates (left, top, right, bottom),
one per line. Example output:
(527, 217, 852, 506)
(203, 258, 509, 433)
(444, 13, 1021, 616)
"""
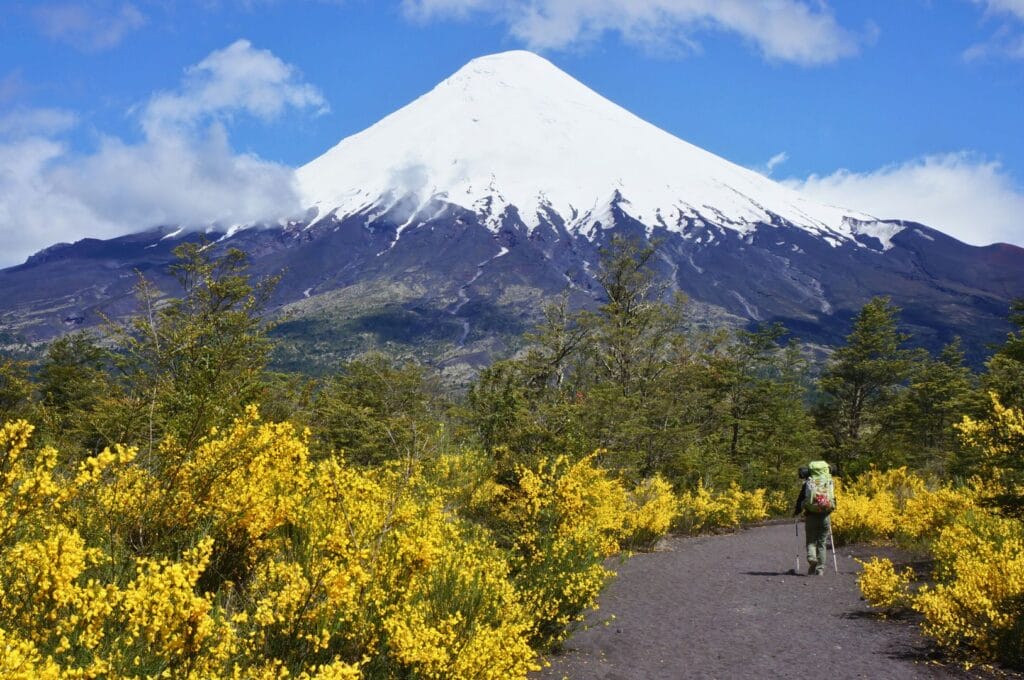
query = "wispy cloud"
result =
(784, 153, 1024, 247)
(0, 108, 78, 138)
(0, 41, 325, 268)
(759, 151, 789, 177)
(33, 2, 146, 52)
(401, 0, 866, 65)
(0, 71, 26, 106)
(971, 0, 1024, 21)
(964, 0, 1024, 59)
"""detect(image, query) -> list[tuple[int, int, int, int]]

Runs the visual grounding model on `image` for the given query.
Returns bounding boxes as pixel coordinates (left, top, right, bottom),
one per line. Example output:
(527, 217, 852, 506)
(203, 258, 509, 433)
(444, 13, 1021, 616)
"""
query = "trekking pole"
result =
(794, 518, 801, 574)
(828, 523, 839, 573)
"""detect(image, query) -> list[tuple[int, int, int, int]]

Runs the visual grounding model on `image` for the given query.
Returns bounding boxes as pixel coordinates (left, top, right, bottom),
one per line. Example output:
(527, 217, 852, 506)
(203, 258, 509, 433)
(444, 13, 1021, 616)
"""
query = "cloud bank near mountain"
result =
(0, 40, 321, 267)
(784, 153, 1024, 247)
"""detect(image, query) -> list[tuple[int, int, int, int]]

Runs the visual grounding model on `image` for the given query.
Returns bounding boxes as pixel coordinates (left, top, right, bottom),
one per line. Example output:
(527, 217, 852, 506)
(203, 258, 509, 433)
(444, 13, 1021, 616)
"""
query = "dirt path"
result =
(534, 522, 1014, 680)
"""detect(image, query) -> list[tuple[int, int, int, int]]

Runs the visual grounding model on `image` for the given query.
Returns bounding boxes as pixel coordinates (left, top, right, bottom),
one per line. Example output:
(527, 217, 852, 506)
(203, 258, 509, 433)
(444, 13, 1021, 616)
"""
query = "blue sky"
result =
(1, 0, 1023, 266)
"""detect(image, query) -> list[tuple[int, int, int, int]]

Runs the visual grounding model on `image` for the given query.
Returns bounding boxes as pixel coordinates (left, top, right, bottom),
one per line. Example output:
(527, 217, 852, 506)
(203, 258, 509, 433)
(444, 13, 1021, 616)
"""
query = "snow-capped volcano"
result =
(4, 50, 1022, 372)
(297, 50, 874, 243)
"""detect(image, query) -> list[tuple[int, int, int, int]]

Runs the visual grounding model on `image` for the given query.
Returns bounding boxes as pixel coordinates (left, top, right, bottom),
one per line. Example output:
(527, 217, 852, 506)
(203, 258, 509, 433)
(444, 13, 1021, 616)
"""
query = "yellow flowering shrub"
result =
(114, 538, 237, 677)
(621, 475, 678, 550)
(0, 628, 61, 679)
(241, 456, 539, 679)
(830, 484, 897, 544)
(847, 415, 1024, 670)
(856, 556, 913, 610)
(901, 487, 977, 542)
(147, 407, 313, 588)
(733, 485, 769, 524)
(299, 659, 363, 679)
(676, 480, 733, 534)
(957, 393, 1023, 512)
(766, 489, 792, 517)
(0, 414, 548, 678)
(0, 420, 137, 677)
(1, 420, 64, 543)
(831, 468, 975, 545)
(0, 412, 699, 676)
(913, 513, 1024, 667)
(844, 466, 927, 506)
(675, 481, 768, 535)
(424, 449, 505, 516)
(490, 453, 630, 649)
(957, 394, 1024, 464)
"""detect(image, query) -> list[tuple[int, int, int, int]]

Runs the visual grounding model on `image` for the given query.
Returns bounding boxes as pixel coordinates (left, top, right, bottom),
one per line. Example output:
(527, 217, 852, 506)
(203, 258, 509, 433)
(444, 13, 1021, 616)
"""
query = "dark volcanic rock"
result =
(1, 208, 1021, 371)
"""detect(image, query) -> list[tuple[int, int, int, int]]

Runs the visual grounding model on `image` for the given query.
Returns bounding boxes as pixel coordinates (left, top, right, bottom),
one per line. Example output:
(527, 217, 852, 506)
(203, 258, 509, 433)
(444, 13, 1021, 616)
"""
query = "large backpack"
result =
(802, 461, 835, 514)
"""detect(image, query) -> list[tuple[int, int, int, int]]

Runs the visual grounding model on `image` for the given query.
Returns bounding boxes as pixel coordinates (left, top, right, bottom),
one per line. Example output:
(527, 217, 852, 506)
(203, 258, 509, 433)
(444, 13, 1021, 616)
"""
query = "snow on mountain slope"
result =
(297, 50, 876, 244)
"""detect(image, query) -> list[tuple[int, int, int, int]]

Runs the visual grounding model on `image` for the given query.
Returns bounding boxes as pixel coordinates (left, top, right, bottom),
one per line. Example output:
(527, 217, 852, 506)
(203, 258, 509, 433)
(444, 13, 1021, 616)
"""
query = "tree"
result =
(0, 357, 33, 424)
(816, 297, 915, 474)
(518, 296, 590, 392)
(960, 299, 1024, 487)
(886, 338, 983, 474)
(572, 237, 690, 475)
(106, 242, 279, 452)
(257, 371, 317, 427)
(983, 298, 1024, 410)
(1002, 298, 1024, 363)
(312, 354, 444, 465)
(582, 237, 685, 393)
(34, 332, 113, 454)
(462, 237, 696, 478)
(723, 325, 818, 491)
(463, 358, 572, 476)
(461, 237, 826, 490)
(460, 296, 595, 470)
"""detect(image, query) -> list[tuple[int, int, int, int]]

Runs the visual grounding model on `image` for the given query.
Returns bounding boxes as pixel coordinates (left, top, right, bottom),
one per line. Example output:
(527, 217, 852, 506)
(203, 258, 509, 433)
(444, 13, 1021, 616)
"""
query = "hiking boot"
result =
(806, 561, 817, 575)
(814, 567, 825, 576)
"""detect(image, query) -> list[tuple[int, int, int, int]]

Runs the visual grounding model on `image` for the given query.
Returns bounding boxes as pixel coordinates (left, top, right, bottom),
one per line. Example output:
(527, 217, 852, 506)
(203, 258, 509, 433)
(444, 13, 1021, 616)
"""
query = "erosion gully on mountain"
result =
(446, 246, 509, 346)
(533, 522, 1021, 680)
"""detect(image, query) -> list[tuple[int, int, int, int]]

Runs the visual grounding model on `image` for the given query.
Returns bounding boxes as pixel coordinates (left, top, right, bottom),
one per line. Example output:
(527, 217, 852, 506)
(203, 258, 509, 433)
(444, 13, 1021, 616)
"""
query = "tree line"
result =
(1, 238, 1022, 497)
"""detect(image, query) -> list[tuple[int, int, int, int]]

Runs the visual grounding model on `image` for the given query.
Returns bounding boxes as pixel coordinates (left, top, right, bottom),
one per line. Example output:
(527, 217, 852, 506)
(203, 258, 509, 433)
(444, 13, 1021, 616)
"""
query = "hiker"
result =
(794, 461, 836, 575)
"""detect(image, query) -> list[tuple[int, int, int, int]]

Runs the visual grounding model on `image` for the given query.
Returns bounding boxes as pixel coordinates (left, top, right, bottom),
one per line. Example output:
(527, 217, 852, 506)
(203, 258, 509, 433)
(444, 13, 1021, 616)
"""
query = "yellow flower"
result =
(857, 557, 913, 610)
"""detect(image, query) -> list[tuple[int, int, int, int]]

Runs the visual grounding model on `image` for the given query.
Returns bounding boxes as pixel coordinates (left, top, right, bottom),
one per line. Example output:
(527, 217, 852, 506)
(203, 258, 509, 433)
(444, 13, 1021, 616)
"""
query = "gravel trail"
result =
(534, 522, 1017, 680)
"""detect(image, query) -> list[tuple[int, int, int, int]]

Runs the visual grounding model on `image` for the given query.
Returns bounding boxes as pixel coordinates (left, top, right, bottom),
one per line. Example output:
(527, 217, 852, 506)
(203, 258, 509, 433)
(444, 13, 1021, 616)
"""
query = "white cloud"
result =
(0, 108, 78, 138)
(783, 153, 1024, 247)
(964, 0, 1024, 59)
(963, 24, 1024, 60)
(0, 41, 325, 268)
(142, 39, 327, 135)
(401, 0, 863, 65)
(971, 0, 1024, 21)
(52, 126, 300, 235)
(760, 151, 789, 176)
(33, 2, 146, 52)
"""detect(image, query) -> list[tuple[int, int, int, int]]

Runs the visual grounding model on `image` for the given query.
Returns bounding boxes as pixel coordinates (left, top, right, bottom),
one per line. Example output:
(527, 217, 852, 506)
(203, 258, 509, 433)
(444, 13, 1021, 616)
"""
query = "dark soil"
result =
(533, 522, 1021, 680)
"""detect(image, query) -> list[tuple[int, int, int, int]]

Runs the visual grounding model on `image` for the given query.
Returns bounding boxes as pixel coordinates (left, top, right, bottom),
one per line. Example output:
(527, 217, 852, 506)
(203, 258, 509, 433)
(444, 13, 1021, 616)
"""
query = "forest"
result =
(1, 239, 1022, 678)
